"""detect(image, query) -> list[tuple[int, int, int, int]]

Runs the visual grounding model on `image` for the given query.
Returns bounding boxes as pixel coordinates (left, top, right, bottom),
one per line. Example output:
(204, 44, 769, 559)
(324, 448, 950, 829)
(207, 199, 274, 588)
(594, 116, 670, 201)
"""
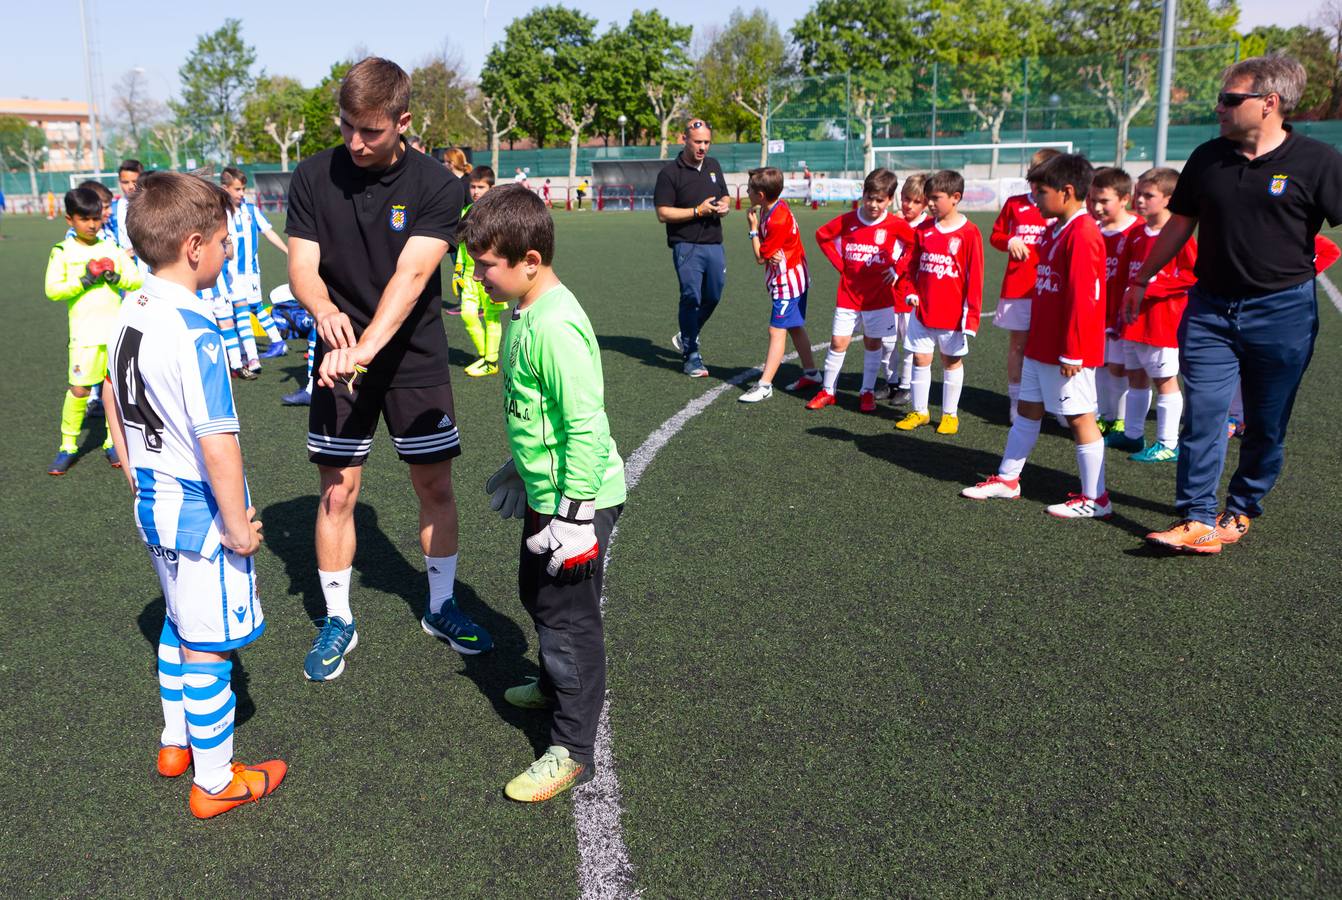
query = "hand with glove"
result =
(525, 497, 599, 584)
(484, 458, 527, 519)
(81, 258, 115, 288)
(97, 258, 120, 286)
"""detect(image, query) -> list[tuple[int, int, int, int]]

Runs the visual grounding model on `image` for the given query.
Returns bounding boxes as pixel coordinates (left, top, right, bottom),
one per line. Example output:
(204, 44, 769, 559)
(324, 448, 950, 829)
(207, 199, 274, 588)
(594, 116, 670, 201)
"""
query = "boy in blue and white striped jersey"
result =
(221, 168, 289, 369)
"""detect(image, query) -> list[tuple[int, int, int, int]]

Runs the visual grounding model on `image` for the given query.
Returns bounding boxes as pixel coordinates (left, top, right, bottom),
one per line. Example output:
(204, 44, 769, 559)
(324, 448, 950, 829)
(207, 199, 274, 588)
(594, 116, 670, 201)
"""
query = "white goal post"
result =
(868, 141, 1074, 176)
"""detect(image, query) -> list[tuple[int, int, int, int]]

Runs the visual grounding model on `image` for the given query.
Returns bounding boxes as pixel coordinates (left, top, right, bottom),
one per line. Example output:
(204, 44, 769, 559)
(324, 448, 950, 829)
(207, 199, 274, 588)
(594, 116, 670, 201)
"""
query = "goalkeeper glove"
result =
(452, 274, 468, 298)
(484, 458, 527, 520)
(81, 258, 112, 288)
(524, 497, 599, 584)
(101, 261, 121, 286)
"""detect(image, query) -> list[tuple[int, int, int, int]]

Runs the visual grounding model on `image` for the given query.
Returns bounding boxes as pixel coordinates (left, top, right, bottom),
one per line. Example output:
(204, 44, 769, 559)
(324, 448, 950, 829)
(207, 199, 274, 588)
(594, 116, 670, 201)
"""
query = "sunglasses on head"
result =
(687, 119, 710, 131)
(1218, 91, 1267, 108)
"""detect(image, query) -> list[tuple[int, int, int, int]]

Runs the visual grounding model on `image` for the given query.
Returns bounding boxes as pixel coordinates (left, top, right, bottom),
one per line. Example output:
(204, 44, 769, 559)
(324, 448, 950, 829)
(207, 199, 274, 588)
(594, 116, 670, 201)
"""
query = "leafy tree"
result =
(1241, 24, 1335, 117)
(586, 10, 693, 148)
(301, 60, 354, 154)
(410, 49, 484, 151)
(691, 9, 791, 154)
(466, 94, 517, 173)
(0, 115, 48, 195)
(239, 75, 308, 169)
(112, 68, 165, 153)
(173, 19, 257, 163)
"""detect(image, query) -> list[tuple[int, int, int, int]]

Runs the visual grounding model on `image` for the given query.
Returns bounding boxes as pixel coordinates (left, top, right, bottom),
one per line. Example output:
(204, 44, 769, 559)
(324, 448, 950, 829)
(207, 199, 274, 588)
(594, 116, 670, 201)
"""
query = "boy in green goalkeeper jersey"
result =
(464, 185, 626, 802)
(454, 165, 509, 376)
(45, 186, 144, 474)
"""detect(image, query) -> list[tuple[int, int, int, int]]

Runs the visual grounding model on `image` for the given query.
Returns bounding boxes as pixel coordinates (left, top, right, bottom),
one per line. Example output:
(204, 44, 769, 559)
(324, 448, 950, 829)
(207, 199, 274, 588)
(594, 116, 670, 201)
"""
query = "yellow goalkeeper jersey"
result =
(45, 235, 143, 347)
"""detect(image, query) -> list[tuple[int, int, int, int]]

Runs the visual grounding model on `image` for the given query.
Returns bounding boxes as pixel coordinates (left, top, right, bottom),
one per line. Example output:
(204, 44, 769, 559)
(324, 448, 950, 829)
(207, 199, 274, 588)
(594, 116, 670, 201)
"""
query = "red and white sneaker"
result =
(859, 390, 876, 413)
(784, 372, 822, 392)
(805, 390, 837, 410)
(961, 475, 1021, 500)
(1046, 492, 1113, 519)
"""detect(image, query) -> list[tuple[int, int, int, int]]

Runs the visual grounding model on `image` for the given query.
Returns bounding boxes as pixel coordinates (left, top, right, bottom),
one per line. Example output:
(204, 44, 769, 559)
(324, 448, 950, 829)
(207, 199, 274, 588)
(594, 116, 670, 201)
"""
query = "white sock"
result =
(1114, 383, 1128, 422)
(157, 620, 187, 748)
(1229, 378, 1243, 419)
(182, 660, 236, 794)
(880, 336, 900, 380)
(1096, 369, 1115, 420)
(1124, 388, 1152, 439)
(899, 354, 913, 390)
(319, 566, 354, 623)
(822, 347, 847, 393)
(861, 348, 882, 393)
(998, 415, 1042, 480)
(911, 364, 932, 413)
(1156, 390, 1183, 447)
(1076, 438, 1106, 498)
(425, 554, 458, 614)
(226, 342, 243, 370)
(941, 366, 964, 416)
(1008, 381, 1021, 423)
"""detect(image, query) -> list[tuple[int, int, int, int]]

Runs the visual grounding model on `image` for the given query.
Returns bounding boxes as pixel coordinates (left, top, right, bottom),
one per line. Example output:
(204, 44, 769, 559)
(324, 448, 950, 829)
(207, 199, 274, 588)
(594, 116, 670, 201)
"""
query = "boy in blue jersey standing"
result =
(221, 168, 290, 371)
(105, 171, 286, 819)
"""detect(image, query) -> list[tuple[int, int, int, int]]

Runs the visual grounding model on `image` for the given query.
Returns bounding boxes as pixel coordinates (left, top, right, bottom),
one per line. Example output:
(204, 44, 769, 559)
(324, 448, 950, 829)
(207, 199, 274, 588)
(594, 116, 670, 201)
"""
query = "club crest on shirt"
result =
(390, 204, 407, 231)
(1269, 174, 1289, 196)
(874, 228, 886, 244)
(710, 172, 717, 183)
(948, 237, 961, 255)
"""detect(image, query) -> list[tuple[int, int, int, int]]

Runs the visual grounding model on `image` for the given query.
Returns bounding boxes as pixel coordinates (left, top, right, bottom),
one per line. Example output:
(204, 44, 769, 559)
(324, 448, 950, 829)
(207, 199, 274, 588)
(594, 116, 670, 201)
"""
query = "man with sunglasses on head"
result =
(1122, 55, 1342, 554)
(655, 118, 731, 377)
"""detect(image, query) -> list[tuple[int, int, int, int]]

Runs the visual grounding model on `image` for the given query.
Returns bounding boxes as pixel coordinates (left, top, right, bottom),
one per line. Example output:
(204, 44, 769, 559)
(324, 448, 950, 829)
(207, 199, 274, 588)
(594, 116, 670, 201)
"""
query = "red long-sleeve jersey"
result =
(1024, 209, 1107, 367)
(989, 194, 1053, 299)
(1118, 225, 1198, 349)
(907, 217, 984, 333)
(1100, 216, 1142, 332)
(814, 211, 917, 311)
(1315, 234, 1341, 273)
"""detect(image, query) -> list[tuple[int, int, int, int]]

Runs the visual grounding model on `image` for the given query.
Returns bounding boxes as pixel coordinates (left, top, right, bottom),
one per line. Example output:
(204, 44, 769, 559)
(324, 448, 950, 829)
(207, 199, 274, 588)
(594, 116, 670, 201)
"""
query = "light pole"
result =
(618, 114, 627, 148)
(289, 129, 305, 166)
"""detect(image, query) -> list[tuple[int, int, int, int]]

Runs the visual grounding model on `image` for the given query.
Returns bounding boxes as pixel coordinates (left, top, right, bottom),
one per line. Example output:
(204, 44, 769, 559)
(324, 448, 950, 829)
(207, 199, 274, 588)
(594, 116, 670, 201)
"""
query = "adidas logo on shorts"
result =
(437, 415, 452, 429)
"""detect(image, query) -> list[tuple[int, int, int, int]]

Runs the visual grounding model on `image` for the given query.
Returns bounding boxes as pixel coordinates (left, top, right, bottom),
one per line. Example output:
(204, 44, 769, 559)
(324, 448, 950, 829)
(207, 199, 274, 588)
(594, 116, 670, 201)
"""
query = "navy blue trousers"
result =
(672, 242, 726, 358)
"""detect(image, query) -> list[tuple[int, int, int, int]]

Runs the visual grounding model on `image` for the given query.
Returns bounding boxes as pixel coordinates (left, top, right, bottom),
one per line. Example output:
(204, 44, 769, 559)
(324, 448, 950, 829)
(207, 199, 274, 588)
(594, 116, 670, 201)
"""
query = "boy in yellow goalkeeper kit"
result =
(46, 186, 143, 474)
(456, 166, 508, 376)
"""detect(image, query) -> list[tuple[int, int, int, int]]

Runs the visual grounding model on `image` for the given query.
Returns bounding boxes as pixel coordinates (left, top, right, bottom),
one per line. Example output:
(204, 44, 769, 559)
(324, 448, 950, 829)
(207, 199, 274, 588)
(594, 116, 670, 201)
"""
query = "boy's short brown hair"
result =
(339, 57, 412, 122)
(118, 159, 144, 175)
(1091, 166, 1133, 198)
(461, 184, 555, 266)
(1028, 153, 1095, 197)
(78, 180, 113, 203)
(1136, 166, 1180, 197)
(126, 172, 232, 271)
(900, 173, 929, 201)
(469, 165, 496, 187)
(862, 167, 899, 199)
(1030, 147, 1063, 169)
(220, 166, 247, 186)
(925, 169, 965, 197)
(747, 166, 785, 202)
(65, 187, 103, 219)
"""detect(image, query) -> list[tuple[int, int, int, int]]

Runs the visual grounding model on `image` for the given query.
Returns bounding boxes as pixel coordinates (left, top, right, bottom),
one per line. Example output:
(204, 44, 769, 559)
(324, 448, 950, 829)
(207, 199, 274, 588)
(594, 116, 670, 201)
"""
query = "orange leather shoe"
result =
(1145, 519, 1222, 555)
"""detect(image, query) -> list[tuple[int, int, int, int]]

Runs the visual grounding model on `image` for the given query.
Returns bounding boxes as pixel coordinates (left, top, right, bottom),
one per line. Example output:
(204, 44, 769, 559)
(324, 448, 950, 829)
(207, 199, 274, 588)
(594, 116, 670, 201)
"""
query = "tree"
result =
(1242, 24, 1335, 117)
(410, 47, 484, 150)
(151, 121, 192, 170)
(585, 10, 693, 147)
(793, 0, 922, 172)
(466, 94, 517, 173)
(112, 68, 165, 152)
(239, 75, 308, 169)
(647, 83, 689, 158)
(302, 60, 354, 153)
(0, 115, 48, 195)
(556, 101, 597, 179)
(1313, 1, 1342, 117)
(173, 19, 257, 162)
(692, 9, 791, 154)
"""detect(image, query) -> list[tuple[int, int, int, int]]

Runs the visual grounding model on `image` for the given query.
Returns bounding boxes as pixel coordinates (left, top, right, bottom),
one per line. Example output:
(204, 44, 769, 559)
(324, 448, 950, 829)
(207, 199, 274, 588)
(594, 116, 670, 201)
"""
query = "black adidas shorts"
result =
(307, 379, 461, 467)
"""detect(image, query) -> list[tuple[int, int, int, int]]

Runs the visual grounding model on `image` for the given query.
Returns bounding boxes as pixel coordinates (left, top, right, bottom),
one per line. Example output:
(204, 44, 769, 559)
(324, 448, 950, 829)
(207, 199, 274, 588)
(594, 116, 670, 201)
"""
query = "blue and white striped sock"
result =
(182, 660, 236, 793)
(305, 327, 317, 392)
(220, 318, 243, 370)
(254, 301, 284, 343)
(157, 620, 187, 748)
(231, 294, 259, 363)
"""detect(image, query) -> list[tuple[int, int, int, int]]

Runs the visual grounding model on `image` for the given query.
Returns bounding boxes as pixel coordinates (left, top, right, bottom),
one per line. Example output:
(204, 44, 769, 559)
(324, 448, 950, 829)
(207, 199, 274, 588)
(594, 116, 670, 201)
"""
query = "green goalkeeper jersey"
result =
(45, 235, 143, 346)
(503, 282, 626, 514)
(454, 205, 506, 311)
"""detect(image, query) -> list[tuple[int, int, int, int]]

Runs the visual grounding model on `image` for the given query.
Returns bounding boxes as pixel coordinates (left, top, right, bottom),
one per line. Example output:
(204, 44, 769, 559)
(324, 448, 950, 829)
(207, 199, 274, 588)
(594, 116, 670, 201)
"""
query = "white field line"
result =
(1318, 273, 1342, 316)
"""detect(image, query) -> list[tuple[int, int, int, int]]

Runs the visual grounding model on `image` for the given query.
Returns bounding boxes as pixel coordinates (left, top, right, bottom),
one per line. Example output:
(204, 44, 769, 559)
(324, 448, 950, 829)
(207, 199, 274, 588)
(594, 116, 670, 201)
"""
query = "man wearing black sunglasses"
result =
(1122, 55, 1342, 554)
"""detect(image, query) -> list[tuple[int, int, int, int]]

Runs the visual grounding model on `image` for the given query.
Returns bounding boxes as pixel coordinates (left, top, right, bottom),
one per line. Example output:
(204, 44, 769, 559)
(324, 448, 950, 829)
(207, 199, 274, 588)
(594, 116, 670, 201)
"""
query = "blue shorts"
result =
(770, 290, 808, 329)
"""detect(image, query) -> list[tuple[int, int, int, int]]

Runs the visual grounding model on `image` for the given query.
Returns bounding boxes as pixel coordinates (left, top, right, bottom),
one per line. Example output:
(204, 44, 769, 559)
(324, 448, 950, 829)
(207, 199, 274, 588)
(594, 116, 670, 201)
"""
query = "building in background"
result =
(0, 98, 102, 172)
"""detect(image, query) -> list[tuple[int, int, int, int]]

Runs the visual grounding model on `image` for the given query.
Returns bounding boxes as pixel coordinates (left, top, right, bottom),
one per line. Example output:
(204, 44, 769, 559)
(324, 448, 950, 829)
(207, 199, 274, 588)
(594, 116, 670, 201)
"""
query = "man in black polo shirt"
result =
(654, 118, 730, 377)
(286, 57, 492, 680)
(1122, 55, 1342, 553)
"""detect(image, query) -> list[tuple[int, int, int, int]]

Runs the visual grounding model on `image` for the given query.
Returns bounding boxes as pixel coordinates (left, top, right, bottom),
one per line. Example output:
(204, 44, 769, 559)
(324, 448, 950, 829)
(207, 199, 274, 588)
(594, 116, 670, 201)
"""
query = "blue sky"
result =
(6, 0, 1324, 109)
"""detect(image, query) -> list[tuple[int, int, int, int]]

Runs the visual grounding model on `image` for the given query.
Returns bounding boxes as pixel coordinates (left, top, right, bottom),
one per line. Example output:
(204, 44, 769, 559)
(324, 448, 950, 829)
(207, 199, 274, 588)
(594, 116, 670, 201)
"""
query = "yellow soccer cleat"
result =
(504, 746, 592, 802)
(894, 411, 930, 431)
(936, 414, 959, 434)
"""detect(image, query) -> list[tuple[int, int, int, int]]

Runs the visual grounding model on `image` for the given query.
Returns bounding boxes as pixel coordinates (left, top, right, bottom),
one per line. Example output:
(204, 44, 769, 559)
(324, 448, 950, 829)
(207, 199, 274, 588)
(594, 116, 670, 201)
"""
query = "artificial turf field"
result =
(1, 205, 1340, 897)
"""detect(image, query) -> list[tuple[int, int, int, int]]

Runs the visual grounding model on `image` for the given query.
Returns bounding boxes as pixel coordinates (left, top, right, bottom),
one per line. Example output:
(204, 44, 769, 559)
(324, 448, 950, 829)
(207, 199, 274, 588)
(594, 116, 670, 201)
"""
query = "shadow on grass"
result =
(137, 596, 257, 729)
(599, 333, 761, 385)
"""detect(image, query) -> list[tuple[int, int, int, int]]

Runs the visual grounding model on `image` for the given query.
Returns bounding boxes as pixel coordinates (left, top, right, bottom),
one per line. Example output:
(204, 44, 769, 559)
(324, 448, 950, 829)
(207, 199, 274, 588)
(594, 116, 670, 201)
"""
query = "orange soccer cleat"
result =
(157, 745, 192, 778)
(806, 390, 837, 410)
(1145, 519, 1222, 555)
(1215, 511, 1251, 545)
(189, 760, 287, 819)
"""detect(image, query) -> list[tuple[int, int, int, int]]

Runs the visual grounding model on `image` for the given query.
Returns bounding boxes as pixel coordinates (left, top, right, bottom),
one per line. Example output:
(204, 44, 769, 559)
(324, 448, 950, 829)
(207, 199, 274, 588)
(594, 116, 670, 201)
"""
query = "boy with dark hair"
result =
(456, 164, 508, 376)
(220, 167, 290, 368)
(877, 173, 933, 403)
(114, 159, 144, 252)
(740, 166, 818, 402)
(465, 186, 626, 802)
(74, 180, 117, 243)
(105, 170, 285, 818)
(1088, 166, 1140, 434)
(962, 153, 1112, 518)
(44, 187, 144, 474)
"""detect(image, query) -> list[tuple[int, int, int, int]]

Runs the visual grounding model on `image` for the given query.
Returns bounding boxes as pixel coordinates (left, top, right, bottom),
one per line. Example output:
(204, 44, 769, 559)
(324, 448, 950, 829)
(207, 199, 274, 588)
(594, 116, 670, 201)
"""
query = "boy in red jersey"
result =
(740, 167, 819, 402)
(808, 168, 917, 413)
(961, 154, 1112, 518)
(894, 170, 983, 434)
(1087, 167, 1141, 434)
(990, 148, 1060, 423)
(1105, 168, 1197, 463)
(877, 173, 933, 404)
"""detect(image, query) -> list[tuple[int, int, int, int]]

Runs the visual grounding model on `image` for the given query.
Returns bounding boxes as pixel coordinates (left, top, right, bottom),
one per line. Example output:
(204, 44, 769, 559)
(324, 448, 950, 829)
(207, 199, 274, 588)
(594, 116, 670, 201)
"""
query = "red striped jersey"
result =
(758, 200, 809, 300)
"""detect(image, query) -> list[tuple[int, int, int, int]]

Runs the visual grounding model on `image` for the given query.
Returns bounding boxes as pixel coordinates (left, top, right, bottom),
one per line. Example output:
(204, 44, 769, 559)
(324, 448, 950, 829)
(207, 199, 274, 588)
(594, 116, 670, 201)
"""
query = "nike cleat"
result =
(1145, 518, 1222, 554)
(504, 746, 592, 803)
(683, 353, 708, 378)
(937, 414, 959, 435)
(257, 340, 288, 359)
(805, 389, 837, 410)
(859, 390, 877, 413)
(281, 388, 312, 406)
(1130, 441, 1178, 463)
(157, 744, 191, 778)
(738, 383, 773, 403)
(1215, 510, 1251, 545)
(304, 616, 358, 681)
(1104, 431, 1144, 452)
(894, 410, 930, 431)
(48, 450, 76, 476)
(784, 372, 822, 392)
(465, 358, 499, 377)
(1046, 492, 1113, 519)
(504, 677, 556, 710)
(421, 600, 493, 654)
(189, 760, 287, 819)
(961, 474, 1021, 500)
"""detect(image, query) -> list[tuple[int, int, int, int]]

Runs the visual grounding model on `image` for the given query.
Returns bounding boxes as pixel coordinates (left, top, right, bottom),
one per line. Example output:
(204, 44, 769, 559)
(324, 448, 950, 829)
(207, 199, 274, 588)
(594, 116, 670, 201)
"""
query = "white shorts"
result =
(147, 544, 265, 651)
(1019, 358, 1097, 416)
(904, 315, 970, 357)
(210, 293, 234, 324)
(992, 297, 1031, 331)
(236, 273, 263, 305)
(1123, 340, 1180, 378)
(832, 306, 899, 339)
(893, 310, 911, 341)
(1105, 335, 1126, 365)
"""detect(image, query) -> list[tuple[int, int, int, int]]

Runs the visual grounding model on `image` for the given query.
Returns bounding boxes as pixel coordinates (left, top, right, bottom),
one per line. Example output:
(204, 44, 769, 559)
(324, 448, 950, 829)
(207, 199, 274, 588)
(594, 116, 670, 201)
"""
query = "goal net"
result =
(869, 141, 1074, 178)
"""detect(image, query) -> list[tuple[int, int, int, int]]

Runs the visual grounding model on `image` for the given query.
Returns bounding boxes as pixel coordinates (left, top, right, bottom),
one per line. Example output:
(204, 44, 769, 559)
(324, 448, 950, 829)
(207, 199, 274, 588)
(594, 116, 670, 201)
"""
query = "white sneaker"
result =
(784, 372, 822, 391)
(1046, 492, 1113, 519)
(961, 474, 1021, 500)
(671, 332, 683, 354)
(739, 383, 773, 403)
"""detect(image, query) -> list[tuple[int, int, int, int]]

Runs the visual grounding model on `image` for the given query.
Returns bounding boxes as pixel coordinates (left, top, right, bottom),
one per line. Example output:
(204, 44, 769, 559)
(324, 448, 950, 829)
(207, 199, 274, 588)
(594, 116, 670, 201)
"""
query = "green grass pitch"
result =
(1, 206, 1339, 896)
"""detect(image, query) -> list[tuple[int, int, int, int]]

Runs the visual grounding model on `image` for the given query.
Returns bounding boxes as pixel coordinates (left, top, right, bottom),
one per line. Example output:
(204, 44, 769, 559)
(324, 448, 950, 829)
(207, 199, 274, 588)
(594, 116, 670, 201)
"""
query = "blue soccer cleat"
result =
(1130, 441, 1179, 463)
(304, 616, 359, 682)
(105, 445, 121, 468)
(421, 600, 493, 655)
(281, 387, 311, 406)
(48, 450, 76, 476)
(257, 340, 288, 359)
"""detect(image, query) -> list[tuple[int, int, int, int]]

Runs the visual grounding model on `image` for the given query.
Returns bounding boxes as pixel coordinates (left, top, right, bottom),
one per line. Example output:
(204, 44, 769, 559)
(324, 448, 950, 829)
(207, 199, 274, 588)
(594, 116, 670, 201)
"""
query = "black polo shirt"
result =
(286, 140, 465, 386)
(653, 152, 730, 247)
(1169, 126, 1342, 297)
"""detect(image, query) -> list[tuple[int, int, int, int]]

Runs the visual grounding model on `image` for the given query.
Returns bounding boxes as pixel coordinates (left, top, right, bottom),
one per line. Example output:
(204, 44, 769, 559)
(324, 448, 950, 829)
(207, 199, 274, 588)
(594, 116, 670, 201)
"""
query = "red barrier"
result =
(596, 184, 634, 211)
(736, 184, 748, 210)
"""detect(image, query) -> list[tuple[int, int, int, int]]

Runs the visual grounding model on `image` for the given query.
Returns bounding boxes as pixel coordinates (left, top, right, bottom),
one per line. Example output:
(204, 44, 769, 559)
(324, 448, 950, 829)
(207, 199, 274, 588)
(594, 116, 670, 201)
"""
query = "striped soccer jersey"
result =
(758, 200, 809, 299)
(110, 273, 246, 561)
(228, 199, 274, 278)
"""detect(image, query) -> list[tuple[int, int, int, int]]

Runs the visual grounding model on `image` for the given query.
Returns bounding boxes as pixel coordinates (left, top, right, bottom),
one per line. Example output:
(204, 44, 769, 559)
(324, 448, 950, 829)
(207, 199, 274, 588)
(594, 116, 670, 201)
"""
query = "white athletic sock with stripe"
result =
(1076, 438, 1107, 498)
(1156, 390, 1183, 447)
(822, 347, 846, 393)
(1095, 369, 1114, 419)
(860, 348, 882, 393)
(899, 353, 913, 390)
(221, 321, 243, 370)
(1008, 381, 1021, 423)
(231, 295, 259, 363)
(1114, 383, 1129, 423)
(158, 620, 187, 748)
(182, 660, 236, 794)
(254, 302, 284, 343)
(425, 554, 458, 615)
(880, 336, 899, 380)
(1124, 388, 1152, 440)
(319, 567, 354, 623)
(911, 364, 932, 414)
(998, 415, 1041, 480)
(942, 366, 964, 417)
